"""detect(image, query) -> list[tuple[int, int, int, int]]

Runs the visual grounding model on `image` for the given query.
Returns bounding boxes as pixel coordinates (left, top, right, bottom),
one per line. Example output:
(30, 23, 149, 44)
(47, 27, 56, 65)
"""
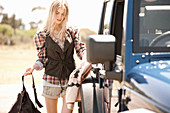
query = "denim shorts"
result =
(42, 86, 67, 99)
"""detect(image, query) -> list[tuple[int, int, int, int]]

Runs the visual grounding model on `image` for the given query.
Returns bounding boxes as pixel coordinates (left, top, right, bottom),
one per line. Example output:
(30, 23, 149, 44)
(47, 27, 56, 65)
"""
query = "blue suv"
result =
(83, 0, 170, 113)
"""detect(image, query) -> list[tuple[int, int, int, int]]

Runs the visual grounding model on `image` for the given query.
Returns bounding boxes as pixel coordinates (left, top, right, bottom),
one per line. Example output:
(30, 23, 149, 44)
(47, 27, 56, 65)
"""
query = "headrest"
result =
(143, 7, 170, 30)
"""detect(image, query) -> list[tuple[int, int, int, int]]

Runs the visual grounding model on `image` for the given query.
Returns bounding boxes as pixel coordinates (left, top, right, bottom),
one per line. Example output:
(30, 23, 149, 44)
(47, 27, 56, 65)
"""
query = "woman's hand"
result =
(23, 63, 40, 76)
(23, 66, 34, 76)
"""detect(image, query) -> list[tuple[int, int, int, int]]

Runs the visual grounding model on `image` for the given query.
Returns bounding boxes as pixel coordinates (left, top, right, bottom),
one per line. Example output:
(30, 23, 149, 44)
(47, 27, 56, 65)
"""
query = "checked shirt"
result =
(33, 27, 85, 85)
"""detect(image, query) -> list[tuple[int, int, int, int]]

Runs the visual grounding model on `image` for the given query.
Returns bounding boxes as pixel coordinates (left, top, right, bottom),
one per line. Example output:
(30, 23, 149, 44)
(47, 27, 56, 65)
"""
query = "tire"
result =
(80, 76, 106, 113)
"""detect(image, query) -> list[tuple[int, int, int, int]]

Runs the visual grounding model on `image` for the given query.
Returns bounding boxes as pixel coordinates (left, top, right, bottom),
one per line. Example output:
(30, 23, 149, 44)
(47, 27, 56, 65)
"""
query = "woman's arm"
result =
(68, 27, 86, 60)
(24, 32, 47, 76)
(33, 31, 48, 70)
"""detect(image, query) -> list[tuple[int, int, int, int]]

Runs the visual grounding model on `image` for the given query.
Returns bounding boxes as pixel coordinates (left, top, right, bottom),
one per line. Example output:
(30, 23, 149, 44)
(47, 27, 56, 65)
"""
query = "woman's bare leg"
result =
(61, 95, 73, 113)
(45, 97, 58, 113)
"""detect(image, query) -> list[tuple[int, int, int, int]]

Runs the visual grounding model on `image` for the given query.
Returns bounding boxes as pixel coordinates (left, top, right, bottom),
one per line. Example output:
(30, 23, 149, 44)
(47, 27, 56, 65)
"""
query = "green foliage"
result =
(1, 13, 25, 29)
(0, 24, 37, 45)
(16, 28, 37, 38)
(104, 24, 109, 29)
(0, 24, 13, 37)
(0, 24, 37, 38)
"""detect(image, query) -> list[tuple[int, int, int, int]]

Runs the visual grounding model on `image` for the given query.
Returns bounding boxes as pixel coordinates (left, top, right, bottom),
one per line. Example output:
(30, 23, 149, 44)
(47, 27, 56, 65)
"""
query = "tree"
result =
(0, 5, 4, 18)
(1, 13, 25, 30)
(29, 21, 37, 29)
(1, 14, 8, 24)
(30, 6, 46, 29)
(15, 19, 23, 29)
(9, 14, 16, 28)
(8, 14, 16, 34)
(32, 6, 46, 12)
(104, 24, 109, 29)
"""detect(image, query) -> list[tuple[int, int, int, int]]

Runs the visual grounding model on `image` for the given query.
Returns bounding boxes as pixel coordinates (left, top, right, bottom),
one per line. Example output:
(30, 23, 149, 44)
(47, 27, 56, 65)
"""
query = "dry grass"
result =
(0, 44, 43, 84)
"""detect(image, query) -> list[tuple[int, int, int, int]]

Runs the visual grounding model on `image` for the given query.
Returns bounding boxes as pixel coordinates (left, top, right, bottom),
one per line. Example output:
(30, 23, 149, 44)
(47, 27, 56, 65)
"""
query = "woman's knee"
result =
(45, 97, 58, 113)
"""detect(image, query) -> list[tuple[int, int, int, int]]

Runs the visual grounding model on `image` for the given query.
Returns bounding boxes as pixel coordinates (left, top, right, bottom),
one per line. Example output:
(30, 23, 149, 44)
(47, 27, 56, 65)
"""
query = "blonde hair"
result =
(41, 0, 69, 41)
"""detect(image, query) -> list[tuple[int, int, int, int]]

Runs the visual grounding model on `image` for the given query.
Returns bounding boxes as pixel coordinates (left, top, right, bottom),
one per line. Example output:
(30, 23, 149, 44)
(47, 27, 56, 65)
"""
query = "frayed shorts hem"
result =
(42, 93, 63, 99)
(42, 86, 66, 99)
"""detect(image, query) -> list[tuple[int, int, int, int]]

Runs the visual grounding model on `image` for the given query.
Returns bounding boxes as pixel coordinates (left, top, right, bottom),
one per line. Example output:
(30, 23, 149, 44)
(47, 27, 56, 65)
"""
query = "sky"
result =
(0, 0, 104, 32)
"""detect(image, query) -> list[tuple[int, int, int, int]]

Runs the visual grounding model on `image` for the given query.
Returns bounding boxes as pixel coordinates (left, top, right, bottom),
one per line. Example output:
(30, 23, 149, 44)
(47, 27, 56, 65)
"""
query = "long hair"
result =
(41, 0, 69, 41)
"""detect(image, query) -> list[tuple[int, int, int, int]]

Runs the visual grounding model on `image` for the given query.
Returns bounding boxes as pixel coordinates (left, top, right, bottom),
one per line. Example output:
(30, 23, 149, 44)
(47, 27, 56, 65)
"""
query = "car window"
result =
(133, 0, 170, 52)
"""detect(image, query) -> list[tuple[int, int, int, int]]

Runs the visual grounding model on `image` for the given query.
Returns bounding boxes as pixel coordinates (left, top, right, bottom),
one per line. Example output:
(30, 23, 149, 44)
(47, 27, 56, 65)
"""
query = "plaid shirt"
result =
(33, 27, 85, 85)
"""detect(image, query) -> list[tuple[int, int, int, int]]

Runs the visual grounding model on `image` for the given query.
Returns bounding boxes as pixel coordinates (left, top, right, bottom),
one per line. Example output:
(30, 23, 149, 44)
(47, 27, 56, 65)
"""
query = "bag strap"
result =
(22, 75, 43, 108)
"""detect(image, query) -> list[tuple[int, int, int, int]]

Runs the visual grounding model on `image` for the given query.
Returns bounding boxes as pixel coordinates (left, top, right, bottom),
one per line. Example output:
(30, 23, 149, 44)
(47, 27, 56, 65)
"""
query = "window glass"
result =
(104, 0, 114, 35)
(134, 0, 170, 52)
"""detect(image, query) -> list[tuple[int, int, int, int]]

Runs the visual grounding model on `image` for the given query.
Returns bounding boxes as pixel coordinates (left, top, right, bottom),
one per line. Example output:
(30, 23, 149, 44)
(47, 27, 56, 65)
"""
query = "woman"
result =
(24, 0, 86, 112)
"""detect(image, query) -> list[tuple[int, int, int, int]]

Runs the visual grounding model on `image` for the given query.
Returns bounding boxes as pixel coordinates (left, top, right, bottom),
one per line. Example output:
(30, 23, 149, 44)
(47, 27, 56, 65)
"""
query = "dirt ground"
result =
(0, 44, 43, 84)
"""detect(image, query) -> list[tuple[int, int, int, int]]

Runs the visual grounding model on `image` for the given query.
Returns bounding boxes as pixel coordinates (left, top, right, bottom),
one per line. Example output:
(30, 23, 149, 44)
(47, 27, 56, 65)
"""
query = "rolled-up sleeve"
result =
(33, 32, 48, 69)
(69, 27, 86, 60)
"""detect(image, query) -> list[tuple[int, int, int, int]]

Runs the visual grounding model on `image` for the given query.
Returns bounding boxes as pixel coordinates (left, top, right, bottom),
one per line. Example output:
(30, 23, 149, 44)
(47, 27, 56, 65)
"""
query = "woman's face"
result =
(55, 7, 65, 25)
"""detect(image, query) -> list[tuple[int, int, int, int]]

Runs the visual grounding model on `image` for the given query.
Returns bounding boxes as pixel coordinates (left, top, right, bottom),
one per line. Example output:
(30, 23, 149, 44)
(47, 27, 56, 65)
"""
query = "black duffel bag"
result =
(9, 75, 43, 113)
